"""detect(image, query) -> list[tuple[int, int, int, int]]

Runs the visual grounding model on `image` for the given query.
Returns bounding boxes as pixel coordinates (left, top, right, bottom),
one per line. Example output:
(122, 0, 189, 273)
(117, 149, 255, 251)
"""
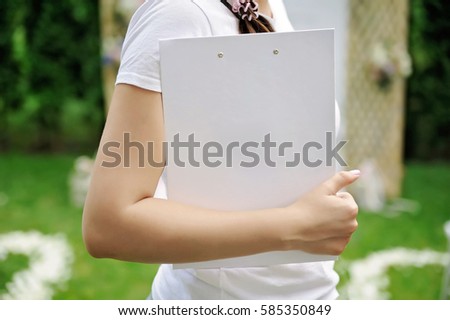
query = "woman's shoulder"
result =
(132, 0, 212, 33)
(122, 0, 214, 54)
(117, 0, 215, 92)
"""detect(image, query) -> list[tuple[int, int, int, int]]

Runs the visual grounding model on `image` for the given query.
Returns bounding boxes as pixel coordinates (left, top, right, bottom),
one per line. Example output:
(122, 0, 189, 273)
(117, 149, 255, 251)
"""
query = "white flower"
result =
(341, 247, 449, 300)
(69, 156, 94, 207)
(369, 42, 412, 90)
(394, 44, 413, 77)
(0, 231, 74, 300)
(371, 43, 390, 67)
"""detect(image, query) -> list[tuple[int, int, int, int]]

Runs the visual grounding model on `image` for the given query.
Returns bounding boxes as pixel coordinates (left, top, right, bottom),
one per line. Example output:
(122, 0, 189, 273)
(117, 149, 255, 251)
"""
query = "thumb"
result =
(319, 170, 361, 195)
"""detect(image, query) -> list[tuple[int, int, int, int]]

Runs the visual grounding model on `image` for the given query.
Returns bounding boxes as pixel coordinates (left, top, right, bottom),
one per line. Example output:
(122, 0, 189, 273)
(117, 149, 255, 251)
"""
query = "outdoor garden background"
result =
(1, 0, 449, 300)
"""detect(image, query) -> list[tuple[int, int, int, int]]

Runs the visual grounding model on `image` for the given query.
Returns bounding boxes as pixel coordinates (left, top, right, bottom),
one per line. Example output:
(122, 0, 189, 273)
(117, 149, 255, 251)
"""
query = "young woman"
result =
(82, 0, 360, 299)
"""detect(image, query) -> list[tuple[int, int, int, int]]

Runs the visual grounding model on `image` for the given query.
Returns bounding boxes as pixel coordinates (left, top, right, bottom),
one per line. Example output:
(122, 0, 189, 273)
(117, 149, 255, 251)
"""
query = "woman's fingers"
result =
(299, 236, 353, 255)
(318, 170, 361, 195)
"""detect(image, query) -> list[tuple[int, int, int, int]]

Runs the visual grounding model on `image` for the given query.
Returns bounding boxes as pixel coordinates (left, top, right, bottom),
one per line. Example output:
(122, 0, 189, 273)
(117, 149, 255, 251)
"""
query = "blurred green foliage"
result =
(406, 0, 450, 160)
(0, 0, 104, 152)
(0, 0, 449, 159)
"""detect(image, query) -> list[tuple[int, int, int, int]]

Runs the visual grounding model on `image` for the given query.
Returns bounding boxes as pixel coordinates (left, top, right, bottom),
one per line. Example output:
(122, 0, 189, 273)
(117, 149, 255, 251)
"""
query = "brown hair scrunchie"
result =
(221, 0, 275, 34)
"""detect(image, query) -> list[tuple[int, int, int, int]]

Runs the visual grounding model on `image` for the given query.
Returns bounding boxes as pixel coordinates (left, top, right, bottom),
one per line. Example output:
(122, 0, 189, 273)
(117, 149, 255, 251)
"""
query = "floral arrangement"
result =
(69, 156, 94, 207)
(369, 42, 412, 90)
(0, 231, 74, 300)
(340, 247, 449, 299)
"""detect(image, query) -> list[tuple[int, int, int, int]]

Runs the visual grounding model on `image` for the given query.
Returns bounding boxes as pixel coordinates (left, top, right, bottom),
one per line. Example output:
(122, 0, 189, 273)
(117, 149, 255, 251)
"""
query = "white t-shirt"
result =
(116, 0, 339, 300)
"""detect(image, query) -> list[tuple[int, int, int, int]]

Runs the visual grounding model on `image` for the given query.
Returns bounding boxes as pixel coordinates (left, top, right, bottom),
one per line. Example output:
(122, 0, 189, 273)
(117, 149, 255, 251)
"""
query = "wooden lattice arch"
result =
(345, 0, 410, 198)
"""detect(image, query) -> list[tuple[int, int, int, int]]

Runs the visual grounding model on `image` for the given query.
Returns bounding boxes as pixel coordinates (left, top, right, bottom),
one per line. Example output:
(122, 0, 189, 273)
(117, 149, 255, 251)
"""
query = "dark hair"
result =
(220, 0, 275, 34)
(239, 15, 274, 33)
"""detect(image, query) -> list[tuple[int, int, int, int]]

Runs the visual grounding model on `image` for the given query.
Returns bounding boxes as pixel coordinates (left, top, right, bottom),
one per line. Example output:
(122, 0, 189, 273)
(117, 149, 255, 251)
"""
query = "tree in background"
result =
(0, 0, 104, 152)
(0, 0, 26, 150)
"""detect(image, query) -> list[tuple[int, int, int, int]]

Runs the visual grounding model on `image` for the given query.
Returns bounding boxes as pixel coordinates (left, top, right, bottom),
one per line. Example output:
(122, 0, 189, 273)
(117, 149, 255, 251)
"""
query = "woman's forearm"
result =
(83, 170, 360, 264)
(83, 195, 283, 264)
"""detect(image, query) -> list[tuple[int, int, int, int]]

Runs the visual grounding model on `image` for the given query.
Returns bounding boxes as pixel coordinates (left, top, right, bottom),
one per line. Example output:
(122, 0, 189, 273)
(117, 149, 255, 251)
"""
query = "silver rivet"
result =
(273, 49, 280, 55)
(218, 52, 224, 58)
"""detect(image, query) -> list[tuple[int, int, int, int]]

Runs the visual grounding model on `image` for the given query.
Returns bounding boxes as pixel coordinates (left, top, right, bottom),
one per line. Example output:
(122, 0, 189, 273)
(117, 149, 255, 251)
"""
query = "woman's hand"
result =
(280, 170, 360, 255)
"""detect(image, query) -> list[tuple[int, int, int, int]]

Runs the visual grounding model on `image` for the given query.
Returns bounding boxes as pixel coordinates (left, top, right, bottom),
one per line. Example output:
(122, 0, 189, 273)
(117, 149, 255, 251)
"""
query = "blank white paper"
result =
(160, 29, 337, 269)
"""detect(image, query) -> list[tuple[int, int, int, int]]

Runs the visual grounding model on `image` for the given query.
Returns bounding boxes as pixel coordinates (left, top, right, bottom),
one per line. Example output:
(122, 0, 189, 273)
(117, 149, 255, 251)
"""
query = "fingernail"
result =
(349, 169, 361, 176)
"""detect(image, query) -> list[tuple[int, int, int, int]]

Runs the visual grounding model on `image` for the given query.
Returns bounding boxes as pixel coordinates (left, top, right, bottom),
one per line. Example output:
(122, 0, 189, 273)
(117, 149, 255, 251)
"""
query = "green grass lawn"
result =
(0, 154, 157, 299)
(0, 153, 449, 299)
(337, 162, 450, 299)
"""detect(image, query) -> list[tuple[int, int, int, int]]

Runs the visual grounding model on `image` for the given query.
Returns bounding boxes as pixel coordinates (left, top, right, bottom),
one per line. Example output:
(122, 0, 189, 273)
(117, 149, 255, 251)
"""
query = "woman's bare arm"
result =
(82, 84, 359, 264)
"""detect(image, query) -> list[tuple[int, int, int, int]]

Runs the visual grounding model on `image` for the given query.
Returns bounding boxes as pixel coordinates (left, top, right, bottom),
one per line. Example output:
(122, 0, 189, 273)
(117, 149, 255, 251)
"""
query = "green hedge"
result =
(0, 0, 449, 159)
(0, 0, 104, 152)
(405, 0, 450, 160)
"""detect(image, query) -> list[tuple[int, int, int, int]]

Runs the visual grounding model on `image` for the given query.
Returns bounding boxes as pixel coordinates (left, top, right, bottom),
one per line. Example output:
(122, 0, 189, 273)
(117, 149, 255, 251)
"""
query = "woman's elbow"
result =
(82, 226, 105, 259)
(82, 205, 117, 259)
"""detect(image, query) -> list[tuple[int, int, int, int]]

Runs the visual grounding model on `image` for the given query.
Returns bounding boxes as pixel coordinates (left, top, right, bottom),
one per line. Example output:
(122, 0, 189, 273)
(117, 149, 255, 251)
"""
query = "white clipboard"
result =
(160, 29, 337, 269)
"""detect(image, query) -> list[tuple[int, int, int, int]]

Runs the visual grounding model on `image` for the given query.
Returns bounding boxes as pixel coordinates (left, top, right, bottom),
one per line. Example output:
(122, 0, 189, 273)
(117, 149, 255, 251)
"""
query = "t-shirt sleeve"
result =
(115, 1, 212, 92)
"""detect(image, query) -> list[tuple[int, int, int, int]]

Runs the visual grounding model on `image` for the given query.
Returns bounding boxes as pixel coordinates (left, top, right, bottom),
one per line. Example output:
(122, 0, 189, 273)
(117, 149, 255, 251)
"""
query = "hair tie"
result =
(231, 0, 260, 21)
(221, 0, 274, 34)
